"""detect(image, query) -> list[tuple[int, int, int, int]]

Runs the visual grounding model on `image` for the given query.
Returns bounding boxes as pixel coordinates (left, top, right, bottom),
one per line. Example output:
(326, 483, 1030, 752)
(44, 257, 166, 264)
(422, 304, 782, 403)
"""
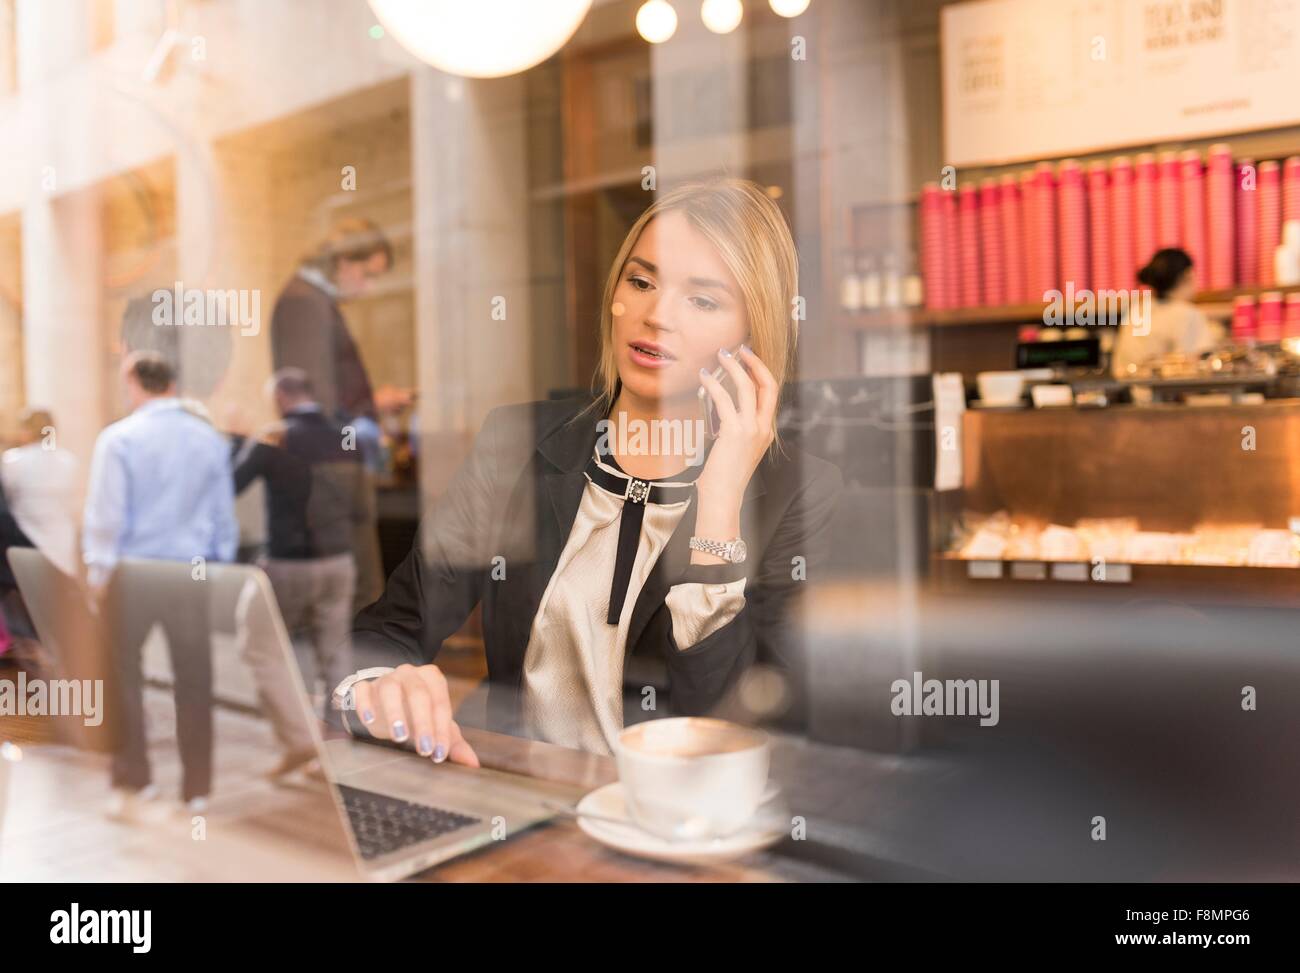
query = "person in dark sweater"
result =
(232, 368, 372, 776)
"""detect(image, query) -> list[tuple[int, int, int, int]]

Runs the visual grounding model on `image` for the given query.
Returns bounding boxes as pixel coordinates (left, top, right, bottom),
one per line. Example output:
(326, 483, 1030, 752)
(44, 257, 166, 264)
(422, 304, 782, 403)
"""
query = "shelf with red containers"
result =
(898, 144, 1300, 323)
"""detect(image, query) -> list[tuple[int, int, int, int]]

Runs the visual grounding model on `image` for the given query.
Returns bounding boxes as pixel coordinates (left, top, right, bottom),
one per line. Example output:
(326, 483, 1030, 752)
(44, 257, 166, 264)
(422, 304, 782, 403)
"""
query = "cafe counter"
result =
(933, 398, 1300, 606)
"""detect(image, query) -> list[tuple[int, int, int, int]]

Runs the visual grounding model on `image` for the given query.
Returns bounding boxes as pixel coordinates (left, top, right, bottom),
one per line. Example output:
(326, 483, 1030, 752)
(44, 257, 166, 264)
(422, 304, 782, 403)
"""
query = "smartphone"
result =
(697, 342, 747, 439)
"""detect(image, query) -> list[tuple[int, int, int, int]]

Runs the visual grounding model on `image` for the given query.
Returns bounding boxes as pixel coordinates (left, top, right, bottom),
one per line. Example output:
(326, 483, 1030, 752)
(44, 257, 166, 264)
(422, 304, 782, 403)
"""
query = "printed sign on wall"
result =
(942, 0, 1300, 166)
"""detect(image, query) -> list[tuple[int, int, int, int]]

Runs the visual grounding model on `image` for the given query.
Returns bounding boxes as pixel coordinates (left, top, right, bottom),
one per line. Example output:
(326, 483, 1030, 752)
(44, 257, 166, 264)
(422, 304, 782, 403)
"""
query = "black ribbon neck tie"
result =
(584, 451, 699, 624)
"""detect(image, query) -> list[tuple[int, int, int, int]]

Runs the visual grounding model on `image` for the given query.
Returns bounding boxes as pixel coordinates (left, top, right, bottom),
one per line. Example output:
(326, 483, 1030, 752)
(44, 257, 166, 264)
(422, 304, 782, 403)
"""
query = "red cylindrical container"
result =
(1031, 162, 1059, 298)
(959, 183, 982, 307)
(1205, 144, 1235, 290)
(1088, 161, 1112, 294)
(1158, 151, 1183, 250)
(1237, 158, 1259, 286)
(1135, 152, 1160, 271)
(1231, 295, 1258, 342)
(1285, 293, 1300, 338)
(1180, 150, 1206, 286)
(979, 179, 1006, 307)
(919, 183, 947, 310)
(1258, 160, 1282, 286)
(1020, 170, 1039, 303)
(941, 187, 960, 309)
(1258, 291, 1284, 342)
(1058, 159, 1089, 295)
(1283, 156, 1300, 226)
(1000, 173, 1027, 304)
(1110, 156, 1136, 290)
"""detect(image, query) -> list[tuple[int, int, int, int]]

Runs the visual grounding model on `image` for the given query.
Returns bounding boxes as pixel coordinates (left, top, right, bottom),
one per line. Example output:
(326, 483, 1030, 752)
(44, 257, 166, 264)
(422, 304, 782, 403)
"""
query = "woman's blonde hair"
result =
(588, 177, 799, 442)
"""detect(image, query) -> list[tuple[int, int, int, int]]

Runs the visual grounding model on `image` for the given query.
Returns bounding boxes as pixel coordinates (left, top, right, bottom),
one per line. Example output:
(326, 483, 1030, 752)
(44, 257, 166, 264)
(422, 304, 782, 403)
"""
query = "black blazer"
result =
(270, 275, 377, 421)
(352, 397, 843, 735)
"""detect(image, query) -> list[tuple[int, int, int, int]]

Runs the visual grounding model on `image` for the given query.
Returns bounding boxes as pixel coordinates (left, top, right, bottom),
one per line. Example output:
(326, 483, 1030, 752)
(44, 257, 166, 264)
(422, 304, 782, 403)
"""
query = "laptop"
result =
(7, 549, 585, 882)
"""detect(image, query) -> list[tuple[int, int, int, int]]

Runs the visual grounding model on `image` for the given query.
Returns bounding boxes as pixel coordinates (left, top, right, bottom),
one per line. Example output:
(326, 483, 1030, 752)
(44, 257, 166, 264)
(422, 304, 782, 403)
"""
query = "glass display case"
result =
(935, 400, 1300, 606)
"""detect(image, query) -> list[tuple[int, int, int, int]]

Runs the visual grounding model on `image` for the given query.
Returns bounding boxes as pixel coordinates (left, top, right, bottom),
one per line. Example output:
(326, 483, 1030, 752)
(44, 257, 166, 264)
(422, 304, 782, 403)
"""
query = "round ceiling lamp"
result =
(636, 0, 679, 44)
(770, 0, 811, 16)
(701, 0, 743, 34)
(367, 0, 593, 78)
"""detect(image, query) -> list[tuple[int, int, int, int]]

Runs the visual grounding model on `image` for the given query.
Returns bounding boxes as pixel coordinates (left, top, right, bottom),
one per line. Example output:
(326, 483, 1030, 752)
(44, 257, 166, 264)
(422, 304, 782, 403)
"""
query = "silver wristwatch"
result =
(689, 536, 748, 564)
(330, 667, 395, 711)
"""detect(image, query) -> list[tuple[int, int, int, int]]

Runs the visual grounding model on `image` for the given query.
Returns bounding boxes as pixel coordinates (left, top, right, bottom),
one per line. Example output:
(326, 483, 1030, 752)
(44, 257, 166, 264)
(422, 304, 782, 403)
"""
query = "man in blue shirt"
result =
(83, 351, 237, 819)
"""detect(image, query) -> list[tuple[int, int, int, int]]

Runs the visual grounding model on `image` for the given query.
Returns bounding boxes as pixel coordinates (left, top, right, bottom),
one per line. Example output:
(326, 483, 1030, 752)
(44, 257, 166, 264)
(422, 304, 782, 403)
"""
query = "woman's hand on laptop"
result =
(352, 665, 480, 768)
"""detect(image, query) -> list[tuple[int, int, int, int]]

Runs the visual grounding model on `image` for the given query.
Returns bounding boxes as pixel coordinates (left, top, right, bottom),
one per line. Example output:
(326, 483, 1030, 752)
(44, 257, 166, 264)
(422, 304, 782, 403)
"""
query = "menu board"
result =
(942, 0, 1300, 166)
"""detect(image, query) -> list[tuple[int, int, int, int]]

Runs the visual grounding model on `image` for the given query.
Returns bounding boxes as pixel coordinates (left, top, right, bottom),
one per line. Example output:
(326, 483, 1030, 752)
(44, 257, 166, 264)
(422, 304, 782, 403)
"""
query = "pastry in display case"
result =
(949, 512, 1300, 568)
(936, 397, 1300, 599)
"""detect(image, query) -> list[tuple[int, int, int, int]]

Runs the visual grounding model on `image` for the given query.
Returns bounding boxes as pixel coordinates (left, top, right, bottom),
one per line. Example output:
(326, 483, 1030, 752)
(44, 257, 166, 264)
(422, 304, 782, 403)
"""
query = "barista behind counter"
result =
(1111, 248, 1224, 377)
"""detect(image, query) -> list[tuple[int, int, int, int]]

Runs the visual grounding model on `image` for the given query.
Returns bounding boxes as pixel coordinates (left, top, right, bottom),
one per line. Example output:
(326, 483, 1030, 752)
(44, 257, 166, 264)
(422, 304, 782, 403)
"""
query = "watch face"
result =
(732, 539, 748, 564)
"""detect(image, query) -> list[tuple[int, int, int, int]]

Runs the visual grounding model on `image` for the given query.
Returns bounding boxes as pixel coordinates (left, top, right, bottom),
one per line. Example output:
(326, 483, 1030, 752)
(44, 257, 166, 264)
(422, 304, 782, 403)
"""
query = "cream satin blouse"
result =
(519, 452, 746, 754)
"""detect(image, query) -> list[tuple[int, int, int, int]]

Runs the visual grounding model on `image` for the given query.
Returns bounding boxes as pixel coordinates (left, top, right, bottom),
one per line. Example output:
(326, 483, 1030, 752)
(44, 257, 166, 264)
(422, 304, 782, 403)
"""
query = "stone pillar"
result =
(0, 1, 17, 96)
(410, 68, 539, 554)
(177, 138, 277, 422)
(410, 72, 535, 426)
(181, 137, 277, 548)
(17, 0, 104, 469)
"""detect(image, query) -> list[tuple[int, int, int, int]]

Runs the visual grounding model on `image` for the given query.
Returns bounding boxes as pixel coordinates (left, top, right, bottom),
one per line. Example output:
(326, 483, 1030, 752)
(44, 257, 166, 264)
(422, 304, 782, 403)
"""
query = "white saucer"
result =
(574, 782, 786, 866)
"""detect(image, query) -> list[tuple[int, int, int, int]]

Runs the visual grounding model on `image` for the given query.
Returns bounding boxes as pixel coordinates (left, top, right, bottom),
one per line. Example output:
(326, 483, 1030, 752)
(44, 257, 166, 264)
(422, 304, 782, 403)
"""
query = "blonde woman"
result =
(1, 408, 80, 579)
(339, 178, 843, 761)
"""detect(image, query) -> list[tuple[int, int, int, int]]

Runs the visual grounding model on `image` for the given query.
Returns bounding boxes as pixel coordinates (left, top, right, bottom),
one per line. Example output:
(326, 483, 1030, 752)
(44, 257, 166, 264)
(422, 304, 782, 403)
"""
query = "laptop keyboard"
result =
(337, 784, 482, 861)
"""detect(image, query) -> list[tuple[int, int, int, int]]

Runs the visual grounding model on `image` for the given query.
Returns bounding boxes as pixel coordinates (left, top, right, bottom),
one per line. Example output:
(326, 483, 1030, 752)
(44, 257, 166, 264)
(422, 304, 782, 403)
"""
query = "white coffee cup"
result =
(977, 370, 1025, 407)
(614, 717, 771, 841)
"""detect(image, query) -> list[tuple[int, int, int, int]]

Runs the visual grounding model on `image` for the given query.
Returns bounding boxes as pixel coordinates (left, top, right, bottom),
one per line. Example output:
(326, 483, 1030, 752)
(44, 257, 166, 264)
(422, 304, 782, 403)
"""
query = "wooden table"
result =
(231, 726, 860, 882)
(0, 678, 861, 882)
